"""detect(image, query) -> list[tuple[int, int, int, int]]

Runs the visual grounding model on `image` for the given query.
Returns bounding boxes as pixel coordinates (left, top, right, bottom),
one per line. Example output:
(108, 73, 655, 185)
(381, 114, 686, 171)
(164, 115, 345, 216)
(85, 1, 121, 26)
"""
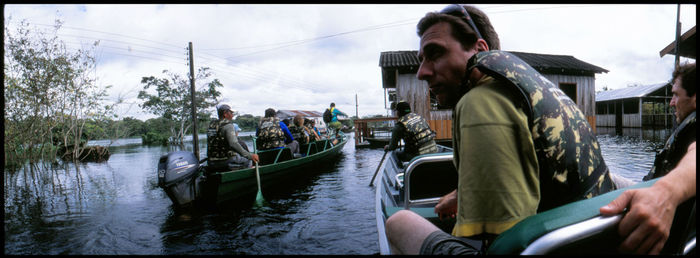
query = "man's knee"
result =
(386, 210, 415, 234)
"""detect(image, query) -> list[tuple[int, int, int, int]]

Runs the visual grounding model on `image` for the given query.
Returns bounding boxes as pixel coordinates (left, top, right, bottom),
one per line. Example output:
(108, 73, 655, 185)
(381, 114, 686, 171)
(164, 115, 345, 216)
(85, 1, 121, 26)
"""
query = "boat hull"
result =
(202, 136, 347, 205)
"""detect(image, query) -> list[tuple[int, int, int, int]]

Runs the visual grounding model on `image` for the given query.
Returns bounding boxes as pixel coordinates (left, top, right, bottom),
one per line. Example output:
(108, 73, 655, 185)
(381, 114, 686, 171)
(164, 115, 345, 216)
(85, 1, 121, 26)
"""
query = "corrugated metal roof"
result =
(378, 50, 608, 74)
(509, 51, 609, 74)
(378, 50, 420, 68)
(276, 110, 323, 119)
(596, 82, 670, 102)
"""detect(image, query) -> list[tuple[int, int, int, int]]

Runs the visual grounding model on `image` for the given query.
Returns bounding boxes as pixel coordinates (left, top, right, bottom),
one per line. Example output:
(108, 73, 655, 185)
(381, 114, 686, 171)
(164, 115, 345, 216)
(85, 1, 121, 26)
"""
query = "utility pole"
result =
(188, 42, 199, 159)
(674, 4, 681, 68)
(355, 93, 359, 118)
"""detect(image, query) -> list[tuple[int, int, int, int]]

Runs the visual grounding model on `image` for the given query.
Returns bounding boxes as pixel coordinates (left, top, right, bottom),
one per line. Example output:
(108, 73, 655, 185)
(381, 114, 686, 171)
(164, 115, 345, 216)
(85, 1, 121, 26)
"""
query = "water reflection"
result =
(5, 131, 667, 255)
(596, 126, 672, 143)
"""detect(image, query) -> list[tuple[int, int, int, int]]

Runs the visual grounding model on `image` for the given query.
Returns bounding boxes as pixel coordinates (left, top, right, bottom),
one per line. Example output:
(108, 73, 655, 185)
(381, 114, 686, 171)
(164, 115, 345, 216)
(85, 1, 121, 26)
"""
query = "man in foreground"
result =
(385, 4, 615, 254)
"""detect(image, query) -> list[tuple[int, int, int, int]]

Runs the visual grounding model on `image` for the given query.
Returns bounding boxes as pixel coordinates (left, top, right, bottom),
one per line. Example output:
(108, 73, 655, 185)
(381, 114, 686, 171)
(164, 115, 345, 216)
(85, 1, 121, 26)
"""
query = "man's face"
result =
(670, 77, 696, 123)
(417, 22, 478, 108)
(223, 110, 233, 120)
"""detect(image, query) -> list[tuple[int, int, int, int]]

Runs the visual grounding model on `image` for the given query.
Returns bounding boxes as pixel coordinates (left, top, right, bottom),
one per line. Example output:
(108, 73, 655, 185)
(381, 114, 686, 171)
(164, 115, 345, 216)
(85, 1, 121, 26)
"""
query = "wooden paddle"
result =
(252, 136, 264, 206)
(369, 150, 389, 186)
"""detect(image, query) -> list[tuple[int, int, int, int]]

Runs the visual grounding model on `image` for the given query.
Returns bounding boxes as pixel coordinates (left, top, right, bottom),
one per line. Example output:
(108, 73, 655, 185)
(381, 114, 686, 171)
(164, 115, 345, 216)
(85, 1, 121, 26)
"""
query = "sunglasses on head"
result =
(440, 4, 483, 40)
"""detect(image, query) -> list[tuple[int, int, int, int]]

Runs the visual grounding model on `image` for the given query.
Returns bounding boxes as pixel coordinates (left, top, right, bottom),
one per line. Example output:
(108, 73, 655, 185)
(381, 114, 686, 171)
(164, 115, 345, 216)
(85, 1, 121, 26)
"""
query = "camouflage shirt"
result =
(257, 117, 286, 150)
(396, 112, 438, 155)
(471, 50, 616, 212)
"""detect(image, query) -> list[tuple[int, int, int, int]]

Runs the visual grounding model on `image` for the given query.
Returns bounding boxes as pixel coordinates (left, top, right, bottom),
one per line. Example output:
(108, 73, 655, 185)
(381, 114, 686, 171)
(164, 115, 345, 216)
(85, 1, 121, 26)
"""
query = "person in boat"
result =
(232, 122, 250, 152)
(256, 108, 300, 155)
(383, 101, 438, 161)
(384, 4, 616, 255)
(600, 62, 696, 255)
(304, 118, 321, 142)
(289, 115, 310, 145)
(326, 102, 347, 140)
(207, 104, 259, 171)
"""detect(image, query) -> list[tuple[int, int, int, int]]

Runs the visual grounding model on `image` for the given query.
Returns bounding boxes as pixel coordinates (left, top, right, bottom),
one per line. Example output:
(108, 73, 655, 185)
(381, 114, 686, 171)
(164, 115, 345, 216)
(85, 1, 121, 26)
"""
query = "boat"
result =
(375, 147, 696, 255)
(158, 135, 348, 207)
(365, 137, 391, 149)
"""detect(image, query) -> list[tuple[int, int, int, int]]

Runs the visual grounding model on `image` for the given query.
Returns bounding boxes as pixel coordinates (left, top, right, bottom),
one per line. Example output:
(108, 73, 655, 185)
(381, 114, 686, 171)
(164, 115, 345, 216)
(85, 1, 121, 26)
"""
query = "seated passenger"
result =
(207, 104, 259, 171)
(304, 118, 321, 142)
(256, 108, 300, 155)
(289, 115, 310, 145)
(384, 101, 438, 162)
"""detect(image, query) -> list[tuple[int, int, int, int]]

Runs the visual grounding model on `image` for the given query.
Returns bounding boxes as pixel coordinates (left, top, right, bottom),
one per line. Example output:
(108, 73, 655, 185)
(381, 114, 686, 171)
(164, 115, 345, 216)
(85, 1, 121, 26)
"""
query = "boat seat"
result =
(300, 142, 319, 156)
(408, 159, 457, 201)
(487, 178, 696, 255)
(257, 147, 293, 165)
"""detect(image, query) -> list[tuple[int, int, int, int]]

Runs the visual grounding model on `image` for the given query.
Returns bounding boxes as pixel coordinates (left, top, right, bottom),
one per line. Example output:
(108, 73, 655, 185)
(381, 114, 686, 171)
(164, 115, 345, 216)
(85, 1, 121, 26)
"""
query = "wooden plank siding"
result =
(541, 74, 596, 117)
(396, 74, 431, 120)
(428, 119, 452, 140)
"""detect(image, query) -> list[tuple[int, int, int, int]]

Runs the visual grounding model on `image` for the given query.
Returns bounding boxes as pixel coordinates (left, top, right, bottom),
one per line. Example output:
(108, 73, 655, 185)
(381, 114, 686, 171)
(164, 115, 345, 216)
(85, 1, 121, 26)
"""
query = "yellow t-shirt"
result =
(451, 75, 540, 237)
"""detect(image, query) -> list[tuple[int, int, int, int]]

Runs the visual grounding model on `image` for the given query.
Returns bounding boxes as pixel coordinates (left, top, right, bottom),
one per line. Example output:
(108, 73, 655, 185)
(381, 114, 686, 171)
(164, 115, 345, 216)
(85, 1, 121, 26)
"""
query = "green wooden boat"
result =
(375, 147, 696, 255)
(158, 135, 347, 207)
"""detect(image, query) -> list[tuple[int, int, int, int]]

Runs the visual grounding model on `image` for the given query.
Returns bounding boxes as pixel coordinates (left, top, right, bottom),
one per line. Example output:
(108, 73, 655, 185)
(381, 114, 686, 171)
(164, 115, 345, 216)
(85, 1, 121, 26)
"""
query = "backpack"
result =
(323, 108, 332, 123)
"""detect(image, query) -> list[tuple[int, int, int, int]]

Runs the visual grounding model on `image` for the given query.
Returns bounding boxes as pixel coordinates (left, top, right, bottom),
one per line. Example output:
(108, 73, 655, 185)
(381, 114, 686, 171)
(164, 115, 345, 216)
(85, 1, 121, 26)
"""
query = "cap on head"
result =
(395, 101, 411, 116)
(217, 104, 233, 118)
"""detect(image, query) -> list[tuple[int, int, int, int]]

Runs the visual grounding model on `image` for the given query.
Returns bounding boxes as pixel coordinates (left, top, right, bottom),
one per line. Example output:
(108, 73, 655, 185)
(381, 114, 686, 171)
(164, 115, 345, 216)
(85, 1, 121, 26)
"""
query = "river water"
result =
(4, 131, 667, 255)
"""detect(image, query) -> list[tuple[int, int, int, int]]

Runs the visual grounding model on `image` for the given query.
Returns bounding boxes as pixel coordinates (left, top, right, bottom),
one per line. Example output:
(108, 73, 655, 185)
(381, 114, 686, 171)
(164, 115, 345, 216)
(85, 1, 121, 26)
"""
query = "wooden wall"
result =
(396, 73, 430, 120)
(542, 74, 596, 117)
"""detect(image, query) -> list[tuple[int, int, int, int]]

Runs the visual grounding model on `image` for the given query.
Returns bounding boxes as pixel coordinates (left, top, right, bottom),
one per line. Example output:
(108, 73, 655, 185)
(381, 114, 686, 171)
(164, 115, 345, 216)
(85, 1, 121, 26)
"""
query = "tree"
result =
(4, 18, 114, 166)
(137, 68, 222, 144)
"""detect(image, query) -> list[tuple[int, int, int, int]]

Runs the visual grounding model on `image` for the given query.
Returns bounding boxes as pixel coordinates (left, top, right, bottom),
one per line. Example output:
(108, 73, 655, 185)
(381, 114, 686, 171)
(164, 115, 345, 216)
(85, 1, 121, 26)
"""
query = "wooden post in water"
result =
(188, 42, 199, 158)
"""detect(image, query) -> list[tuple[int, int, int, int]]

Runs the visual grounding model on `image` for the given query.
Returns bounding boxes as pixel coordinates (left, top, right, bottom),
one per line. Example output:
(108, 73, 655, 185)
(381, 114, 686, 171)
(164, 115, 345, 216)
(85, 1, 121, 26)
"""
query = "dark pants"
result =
(208, 156, 251, 172)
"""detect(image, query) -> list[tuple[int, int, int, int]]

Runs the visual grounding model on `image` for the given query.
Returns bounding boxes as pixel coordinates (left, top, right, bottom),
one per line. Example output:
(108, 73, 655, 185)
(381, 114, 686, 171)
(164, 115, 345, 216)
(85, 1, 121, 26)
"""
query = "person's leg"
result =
(385, 209, 441, 254)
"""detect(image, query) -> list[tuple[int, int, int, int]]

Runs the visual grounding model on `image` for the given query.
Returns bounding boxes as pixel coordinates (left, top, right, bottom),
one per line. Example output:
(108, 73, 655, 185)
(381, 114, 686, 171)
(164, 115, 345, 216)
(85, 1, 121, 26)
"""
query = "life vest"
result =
(207, 119, 236, 161)
(257, 117, 286, 150)
(472, 50, 616, 212)
(643, 111, 696, 180)
(289, 124, 309, 145)
(398, 112, 437, 155)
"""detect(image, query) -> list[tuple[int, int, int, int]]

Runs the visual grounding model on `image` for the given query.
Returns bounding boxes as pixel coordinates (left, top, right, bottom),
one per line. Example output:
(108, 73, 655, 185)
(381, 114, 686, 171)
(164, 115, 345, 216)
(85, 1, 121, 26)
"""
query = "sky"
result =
(4, 4, 696, 121)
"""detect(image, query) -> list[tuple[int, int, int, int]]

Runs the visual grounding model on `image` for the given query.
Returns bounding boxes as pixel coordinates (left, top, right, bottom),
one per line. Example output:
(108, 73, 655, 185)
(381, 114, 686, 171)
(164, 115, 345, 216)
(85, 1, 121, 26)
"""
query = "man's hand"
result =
(599, 180, 678, 254)
(435, 190, 458, 220)
(250, 154, 260, 164)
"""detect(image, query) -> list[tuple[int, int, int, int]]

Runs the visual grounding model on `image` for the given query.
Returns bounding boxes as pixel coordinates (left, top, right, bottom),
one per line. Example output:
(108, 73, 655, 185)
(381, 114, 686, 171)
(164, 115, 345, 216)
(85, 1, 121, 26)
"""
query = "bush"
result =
(142, 132, 169, 145)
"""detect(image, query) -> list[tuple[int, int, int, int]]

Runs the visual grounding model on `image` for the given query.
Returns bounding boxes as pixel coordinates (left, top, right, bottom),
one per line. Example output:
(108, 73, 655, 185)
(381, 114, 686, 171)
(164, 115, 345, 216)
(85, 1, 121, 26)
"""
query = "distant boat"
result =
(158, 135, 348, 207)
(375, 147, 696, 255)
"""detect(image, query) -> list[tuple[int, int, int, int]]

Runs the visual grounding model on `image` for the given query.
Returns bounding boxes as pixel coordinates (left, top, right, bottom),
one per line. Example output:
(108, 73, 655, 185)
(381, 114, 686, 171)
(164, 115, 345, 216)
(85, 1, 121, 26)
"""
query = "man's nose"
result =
(417, 62, 432, 81)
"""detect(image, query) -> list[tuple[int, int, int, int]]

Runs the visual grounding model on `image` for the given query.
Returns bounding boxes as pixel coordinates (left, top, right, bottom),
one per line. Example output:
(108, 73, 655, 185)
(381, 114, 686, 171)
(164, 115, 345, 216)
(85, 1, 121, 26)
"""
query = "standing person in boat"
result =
(326, 102, 347, 140)
(384, 101, 438, 161)
(384, 4, 616, 255)
(289, 115, 310, 145)
(256, 108, 300, 155)
(207, 104, 259, 172)
(600, 62, 696, 255)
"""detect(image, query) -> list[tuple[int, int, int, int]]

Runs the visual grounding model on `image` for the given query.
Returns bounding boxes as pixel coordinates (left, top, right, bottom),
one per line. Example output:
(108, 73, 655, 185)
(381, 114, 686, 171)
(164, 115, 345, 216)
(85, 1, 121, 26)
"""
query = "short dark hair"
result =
(264, 108, 276, 118)
(672, 62, 696, 97)
(330, 102, 336, 108)
(396, 101, 411, 117)
(417, 5, 500, 51)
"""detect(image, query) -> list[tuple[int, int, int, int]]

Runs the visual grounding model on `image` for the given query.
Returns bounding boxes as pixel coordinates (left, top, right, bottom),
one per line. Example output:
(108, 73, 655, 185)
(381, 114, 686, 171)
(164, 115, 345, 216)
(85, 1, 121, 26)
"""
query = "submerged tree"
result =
(137, 68, 222, 144)
(4, 18, 114, 167)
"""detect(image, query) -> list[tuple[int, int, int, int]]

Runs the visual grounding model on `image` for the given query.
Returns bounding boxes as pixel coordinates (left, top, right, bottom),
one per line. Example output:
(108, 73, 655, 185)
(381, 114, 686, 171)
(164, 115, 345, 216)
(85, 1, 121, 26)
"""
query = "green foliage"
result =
(137, 68, 222, 144)
(141, 131, 169, 146)
(233, 114, 261, 132)
(4, 18, 114, 166)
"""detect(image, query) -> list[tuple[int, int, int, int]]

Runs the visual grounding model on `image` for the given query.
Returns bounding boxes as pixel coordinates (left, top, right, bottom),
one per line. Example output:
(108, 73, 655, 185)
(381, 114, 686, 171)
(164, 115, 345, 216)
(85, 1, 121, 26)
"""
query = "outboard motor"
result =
(157, 151, 203, 207)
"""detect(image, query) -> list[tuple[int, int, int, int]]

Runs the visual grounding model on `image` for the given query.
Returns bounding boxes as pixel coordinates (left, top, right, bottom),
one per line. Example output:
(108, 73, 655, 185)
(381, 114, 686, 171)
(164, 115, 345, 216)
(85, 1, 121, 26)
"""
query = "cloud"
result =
(4, 4, 696, 121)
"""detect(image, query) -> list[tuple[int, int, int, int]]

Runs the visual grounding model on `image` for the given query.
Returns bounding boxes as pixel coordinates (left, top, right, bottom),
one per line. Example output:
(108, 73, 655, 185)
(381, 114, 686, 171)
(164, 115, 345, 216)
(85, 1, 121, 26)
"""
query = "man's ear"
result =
(476, 38, 489, 52)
